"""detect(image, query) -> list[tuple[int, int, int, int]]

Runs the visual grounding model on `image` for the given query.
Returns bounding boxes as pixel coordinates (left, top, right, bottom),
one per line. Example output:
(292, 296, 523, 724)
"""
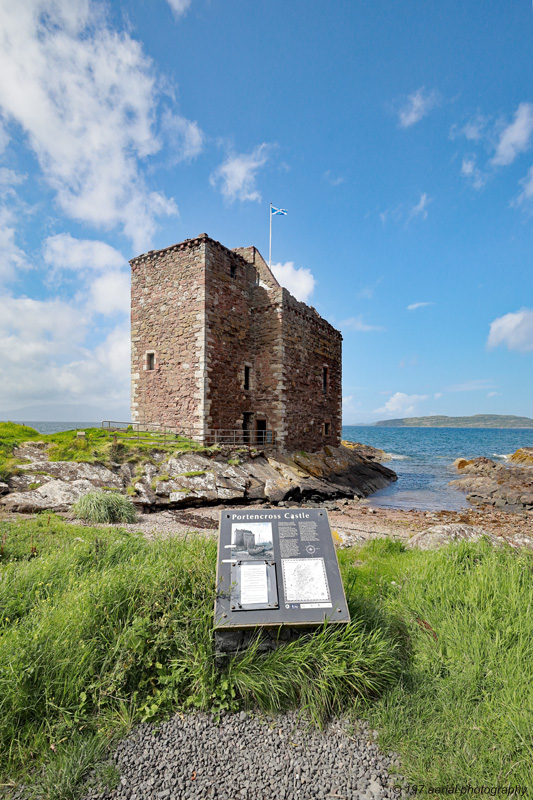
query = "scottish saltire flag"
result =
(271, 205, 288, 216)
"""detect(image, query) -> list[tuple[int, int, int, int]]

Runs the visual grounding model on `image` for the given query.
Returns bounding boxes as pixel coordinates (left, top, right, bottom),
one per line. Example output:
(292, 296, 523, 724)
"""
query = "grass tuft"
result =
(72, 491, 138, 524)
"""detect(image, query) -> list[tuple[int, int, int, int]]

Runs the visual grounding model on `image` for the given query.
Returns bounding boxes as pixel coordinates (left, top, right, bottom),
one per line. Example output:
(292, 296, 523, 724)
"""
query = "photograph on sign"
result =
(282, 558, 331, 604)
(230, 522, 274, 560)
(239, 563, 269, 605)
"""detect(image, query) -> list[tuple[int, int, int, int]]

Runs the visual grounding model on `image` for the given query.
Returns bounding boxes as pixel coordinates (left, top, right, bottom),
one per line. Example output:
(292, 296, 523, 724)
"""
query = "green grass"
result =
(350, 538, 533, 791)
(2, 522, 532, 797)
(0, 517, 400, 797)
(0, 422, 40, 481)
(72, 491, 138, 524)
(180, 470, 206, 477)
(0, 422, 205, 481)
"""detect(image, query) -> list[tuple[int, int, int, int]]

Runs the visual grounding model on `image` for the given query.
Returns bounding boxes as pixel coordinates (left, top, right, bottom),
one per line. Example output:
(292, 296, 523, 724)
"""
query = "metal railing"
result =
(204, 428, 276, 447)
(101, 421, 277, 448)
(101, 421, 196, 443)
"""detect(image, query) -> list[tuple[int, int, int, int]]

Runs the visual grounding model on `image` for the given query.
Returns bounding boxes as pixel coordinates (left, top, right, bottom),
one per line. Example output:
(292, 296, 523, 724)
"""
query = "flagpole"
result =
(269, 202, 272, 268)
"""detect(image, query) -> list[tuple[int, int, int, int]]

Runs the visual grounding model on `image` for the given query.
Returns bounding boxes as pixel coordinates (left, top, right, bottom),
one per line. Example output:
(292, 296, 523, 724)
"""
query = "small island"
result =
(373, 414, 533, 428)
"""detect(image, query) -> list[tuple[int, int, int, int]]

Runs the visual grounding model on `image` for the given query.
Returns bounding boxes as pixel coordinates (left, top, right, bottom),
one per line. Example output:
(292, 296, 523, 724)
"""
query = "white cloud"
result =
(516, 166, 533, 205)
(408, 192, 432, 222)
(342, 395, 361, 422)
(487, 309, 533, 352)
(460, 156, 486, 190)
(0, 292, 130, 409)
(166, 0, 191, 18)
(89, 271, 130, 315)
(448, 379, 496, 392)
(0, 0, 185, 250)
(399, 355, 418, 368)
(373, 392, 429, 417)
(356, 278, 382, 300)
(487, 391, 501, 398)
(434, 392, 443, 399)
(323, 170, 345, 186)
(0, 120, 9, 154)
(270, 261, 316, 303)
(450, 114, 488, 142)
(0, 168, 25, 194)
(397, 88, 438, 128)
(0, 207, 30, 283)
(162, 110, 204, 163)
(342, 316, 385, 333)
(44, 233, 125, 272)
(210, 143, 273, 203)
(0, 294, 87, 363)
(492, 103, 533, 166)
(95, 325, 130, 376)
(407, 301, 434, 311)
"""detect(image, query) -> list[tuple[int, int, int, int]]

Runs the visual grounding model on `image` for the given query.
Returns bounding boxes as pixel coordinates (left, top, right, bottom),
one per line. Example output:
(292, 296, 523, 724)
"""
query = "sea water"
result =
(13, 422, 533, 512)
(18, 422, 101, 435)
(342, 426, 533, 511)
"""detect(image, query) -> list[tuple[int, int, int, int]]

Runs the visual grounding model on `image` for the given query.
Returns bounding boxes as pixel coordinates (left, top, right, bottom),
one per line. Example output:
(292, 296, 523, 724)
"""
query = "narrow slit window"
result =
(147, 353, 155, 371)
(230, 263, 237, 279)
(323, 422, 330, 436)
(244, 365, 251, 390)
(322, 366, 329, 394)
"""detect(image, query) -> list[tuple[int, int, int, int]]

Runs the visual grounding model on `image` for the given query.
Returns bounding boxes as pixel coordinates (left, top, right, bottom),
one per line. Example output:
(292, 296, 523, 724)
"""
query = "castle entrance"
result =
(256, 419, 266, 445)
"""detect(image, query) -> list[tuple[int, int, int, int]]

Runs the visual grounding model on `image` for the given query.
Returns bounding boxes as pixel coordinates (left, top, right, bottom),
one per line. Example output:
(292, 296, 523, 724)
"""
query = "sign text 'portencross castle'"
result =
(130, 234, 342, 452)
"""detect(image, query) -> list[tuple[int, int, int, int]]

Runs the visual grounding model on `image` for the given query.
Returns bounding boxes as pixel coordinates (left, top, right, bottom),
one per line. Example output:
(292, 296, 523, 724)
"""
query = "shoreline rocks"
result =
(0, 443, 397, 515)
(449, 452, 533, 516)
(509, 447, 533, 465)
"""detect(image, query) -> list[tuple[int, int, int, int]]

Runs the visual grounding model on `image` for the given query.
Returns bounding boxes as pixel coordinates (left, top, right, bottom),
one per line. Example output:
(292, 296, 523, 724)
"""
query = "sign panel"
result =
(214, 508, 350, 630)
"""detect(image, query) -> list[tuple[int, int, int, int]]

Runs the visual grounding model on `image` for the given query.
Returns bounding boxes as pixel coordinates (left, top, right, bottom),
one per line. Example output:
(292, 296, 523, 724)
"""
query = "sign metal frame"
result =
(214, 508, 350, 630)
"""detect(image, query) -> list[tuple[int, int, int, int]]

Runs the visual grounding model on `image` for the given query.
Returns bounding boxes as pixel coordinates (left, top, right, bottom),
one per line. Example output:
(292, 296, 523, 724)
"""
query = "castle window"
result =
(146, 352, 155, 371)
(323, 422, 331, 437)
(322, 366, 329, 394)
(244, 365, 251, 391)
(230, 263, 237, 279)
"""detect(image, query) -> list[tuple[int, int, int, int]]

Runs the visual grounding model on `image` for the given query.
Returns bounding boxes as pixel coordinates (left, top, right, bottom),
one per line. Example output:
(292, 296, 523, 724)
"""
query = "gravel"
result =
(83, 712, 404, 800)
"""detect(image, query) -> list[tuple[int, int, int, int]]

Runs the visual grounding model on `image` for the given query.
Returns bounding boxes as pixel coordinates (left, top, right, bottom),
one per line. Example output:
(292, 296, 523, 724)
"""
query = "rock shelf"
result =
(0, 443, 397, 514)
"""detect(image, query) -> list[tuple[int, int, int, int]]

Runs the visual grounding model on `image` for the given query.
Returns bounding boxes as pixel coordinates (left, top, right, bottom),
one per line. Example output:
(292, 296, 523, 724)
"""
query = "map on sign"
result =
(281, 558, 330, 604)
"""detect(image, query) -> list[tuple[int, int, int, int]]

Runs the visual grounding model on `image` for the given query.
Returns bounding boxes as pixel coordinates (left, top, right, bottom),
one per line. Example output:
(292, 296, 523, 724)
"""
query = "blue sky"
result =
(1, 0, 532, 422)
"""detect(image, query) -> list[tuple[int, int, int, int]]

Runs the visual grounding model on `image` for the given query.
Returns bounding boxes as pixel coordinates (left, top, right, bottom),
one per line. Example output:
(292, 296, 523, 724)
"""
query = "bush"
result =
(72, 491, 138, 524)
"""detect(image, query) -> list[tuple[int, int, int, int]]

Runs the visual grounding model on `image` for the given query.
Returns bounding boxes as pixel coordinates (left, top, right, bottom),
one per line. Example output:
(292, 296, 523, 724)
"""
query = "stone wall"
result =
(203, 241, 255, 432)
(250, 284, 285, 445)
(280, 290, 342, 451)
(130, 238, 206, 434)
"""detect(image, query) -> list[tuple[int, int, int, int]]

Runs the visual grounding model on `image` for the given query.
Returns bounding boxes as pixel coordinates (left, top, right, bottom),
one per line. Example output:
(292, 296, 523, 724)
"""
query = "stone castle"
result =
(130, 233, 342, 451)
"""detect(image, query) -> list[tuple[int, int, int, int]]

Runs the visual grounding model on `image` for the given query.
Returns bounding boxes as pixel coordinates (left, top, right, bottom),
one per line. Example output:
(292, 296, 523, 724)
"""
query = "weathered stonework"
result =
(130, 234, 342, 452)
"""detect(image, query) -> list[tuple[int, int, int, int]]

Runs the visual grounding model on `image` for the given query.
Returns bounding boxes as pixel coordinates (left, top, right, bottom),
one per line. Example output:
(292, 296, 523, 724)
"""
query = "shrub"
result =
(72, 491, 137, 524)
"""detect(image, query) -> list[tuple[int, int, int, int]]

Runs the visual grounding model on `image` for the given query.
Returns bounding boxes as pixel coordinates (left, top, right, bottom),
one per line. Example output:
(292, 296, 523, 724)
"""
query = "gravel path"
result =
(83, 712, 403, 800)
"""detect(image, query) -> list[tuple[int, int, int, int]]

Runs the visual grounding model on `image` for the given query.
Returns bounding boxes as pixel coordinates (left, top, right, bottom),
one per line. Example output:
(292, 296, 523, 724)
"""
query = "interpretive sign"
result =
(214, 508, 350, 630)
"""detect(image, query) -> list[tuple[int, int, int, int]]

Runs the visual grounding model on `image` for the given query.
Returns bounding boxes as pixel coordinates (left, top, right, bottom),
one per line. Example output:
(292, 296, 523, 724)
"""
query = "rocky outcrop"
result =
(0, 443, 396, 514)
(450, 456, 533, 515)
(406, 523, 502, 550)
(341, 441, 391, 462)
(509, 447, 533, 465)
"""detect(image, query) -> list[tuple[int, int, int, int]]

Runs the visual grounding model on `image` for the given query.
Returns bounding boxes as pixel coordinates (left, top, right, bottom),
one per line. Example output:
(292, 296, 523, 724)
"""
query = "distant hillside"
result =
(374, 414, 533, 428)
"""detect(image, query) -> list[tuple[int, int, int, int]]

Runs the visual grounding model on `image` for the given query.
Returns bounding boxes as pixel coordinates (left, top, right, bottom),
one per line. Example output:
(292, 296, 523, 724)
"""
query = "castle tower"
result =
(130, 234, 342, 451)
